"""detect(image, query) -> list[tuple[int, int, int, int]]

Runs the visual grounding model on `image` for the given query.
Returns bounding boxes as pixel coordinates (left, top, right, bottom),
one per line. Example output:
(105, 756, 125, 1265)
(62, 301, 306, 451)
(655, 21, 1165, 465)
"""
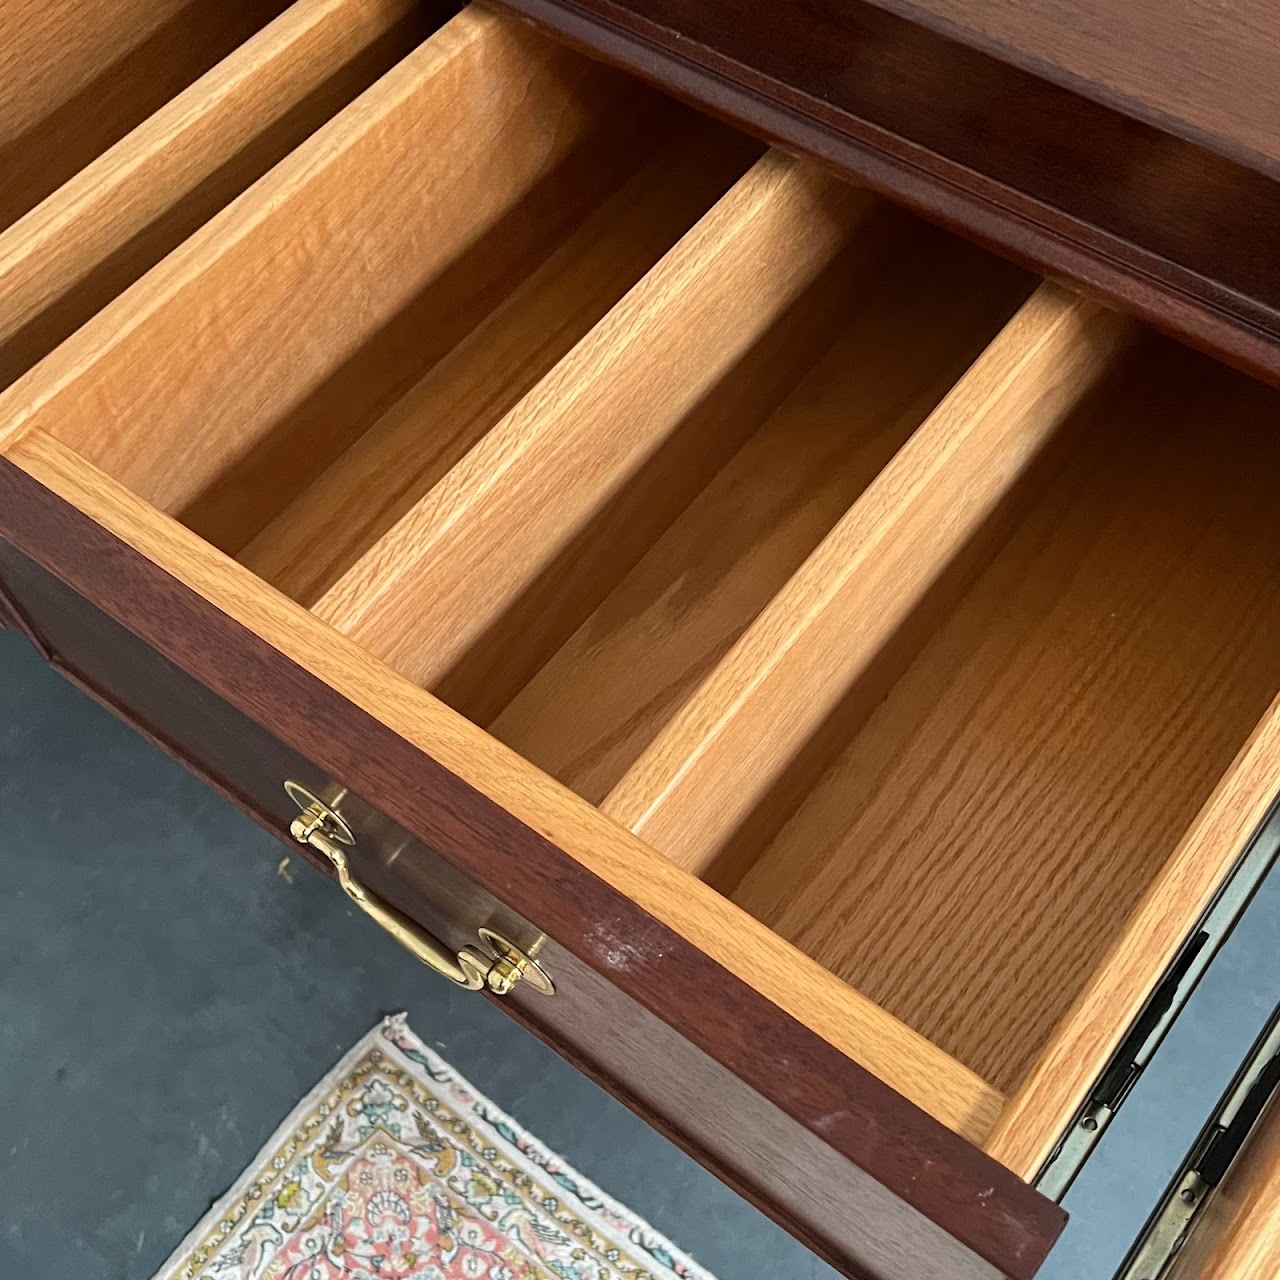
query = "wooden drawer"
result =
(0, 0, 443, 390)
(4, 6, 1280, 1277)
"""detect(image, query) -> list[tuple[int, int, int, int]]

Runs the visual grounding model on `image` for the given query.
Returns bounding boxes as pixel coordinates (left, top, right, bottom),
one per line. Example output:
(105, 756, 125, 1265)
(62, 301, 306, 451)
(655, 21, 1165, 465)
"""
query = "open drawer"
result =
(0, 0, 442, 390)
(4, 6, 1280, 1278)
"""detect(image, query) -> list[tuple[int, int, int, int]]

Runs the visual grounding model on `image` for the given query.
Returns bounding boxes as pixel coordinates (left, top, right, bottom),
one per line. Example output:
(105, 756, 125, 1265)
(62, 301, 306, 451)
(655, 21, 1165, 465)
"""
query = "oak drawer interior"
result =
(1, 0, 295, 228)
(720, 341, 1280, 1094)
(7, 2, 1280, 1189)
(0, 0, 438, 389)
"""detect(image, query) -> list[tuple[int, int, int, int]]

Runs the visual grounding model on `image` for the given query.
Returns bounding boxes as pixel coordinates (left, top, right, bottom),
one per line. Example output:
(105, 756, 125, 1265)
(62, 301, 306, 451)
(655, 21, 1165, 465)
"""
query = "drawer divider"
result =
(600, 284, 1137, 877)
(0, 0, 429, 390)
(312, 153, 879, 701)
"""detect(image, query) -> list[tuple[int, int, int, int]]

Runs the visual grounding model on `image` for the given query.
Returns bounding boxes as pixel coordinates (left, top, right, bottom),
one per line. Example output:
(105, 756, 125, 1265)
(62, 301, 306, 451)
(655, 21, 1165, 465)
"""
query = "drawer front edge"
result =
(0, 455, 1065, 1279)
(491, 0, 1280, 389)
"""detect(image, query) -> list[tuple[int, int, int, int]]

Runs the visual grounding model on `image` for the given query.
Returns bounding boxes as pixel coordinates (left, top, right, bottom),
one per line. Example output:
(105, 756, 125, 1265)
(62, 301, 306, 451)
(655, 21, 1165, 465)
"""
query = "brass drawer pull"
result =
(284, 782, 554, 996)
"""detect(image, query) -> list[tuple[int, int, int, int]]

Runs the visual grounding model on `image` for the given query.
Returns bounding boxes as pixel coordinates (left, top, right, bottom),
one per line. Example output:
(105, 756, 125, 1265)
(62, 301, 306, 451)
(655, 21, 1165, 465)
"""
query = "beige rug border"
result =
(150, 1012, 719, 1280)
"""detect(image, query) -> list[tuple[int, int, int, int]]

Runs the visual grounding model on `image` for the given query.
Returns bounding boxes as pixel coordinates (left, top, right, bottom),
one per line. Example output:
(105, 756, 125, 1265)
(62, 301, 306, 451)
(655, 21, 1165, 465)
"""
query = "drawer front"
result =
(0, 461, 1063, 1280)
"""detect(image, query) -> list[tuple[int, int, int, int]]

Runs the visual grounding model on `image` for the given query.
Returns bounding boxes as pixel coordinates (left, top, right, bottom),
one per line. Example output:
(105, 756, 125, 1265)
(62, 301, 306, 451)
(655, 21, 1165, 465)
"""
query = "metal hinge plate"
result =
(1036, 797, 1280, 1201)
(1116, 1006, 1280, 1280)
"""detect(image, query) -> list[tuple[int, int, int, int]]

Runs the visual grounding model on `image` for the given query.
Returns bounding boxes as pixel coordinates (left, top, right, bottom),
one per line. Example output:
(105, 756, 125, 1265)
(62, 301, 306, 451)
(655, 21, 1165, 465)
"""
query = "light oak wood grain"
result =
(987, 689, 1280, 1177)
(488, 223, 1028, 799)
(0, 427, 1005, 1146)
(5, 0, 1271, 1180)
(0, 0, 293, 231)
(36, 6, 684, 553)
(314, 157, 883, 697)
(239, 114, 758, 605)
(603, 285, 1133, 873)
(730, 337, 1280, 1095)
(1, 0, 186, 146)
(0, 0, 426, 390)
(1167, 1088, 1280, 1280)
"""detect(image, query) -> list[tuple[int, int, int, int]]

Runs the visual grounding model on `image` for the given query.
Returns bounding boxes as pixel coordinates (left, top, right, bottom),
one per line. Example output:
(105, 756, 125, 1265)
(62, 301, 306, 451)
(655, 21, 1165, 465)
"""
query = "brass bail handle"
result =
(284, 782, 553, 996)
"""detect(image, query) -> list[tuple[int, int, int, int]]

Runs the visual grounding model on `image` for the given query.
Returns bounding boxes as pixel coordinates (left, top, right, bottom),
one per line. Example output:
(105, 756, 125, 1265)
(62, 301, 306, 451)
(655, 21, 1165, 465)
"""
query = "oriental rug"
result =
(152, 1014, 714, 1280)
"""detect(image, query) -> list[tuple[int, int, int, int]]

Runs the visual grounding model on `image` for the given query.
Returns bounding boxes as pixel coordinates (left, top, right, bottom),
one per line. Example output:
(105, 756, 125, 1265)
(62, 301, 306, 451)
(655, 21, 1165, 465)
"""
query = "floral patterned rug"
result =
(153, 1015, 715, 1280)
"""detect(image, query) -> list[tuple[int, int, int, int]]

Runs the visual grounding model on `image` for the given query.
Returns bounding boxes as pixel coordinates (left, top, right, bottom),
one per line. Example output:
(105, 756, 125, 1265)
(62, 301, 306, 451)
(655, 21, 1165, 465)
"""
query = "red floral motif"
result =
(156, 1021, 714, 1280)
(271, 1140, 537, 1279)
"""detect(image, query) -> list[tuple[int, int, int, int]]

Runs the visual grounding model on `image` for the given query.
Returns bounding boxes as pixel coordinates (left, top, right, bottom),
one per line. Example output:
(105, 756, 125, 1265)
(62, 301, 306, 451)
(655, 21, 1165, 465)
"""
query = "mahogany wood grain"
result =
(488, 222, 1027, 799)
(887, 0, 1280, 175)
(0, 0, 294, 230)
(0, 448, 1064, 1280)
(0, 0, 436, 390)
(732, 338, 1280, 1095)
(490, 0, 1280, 388)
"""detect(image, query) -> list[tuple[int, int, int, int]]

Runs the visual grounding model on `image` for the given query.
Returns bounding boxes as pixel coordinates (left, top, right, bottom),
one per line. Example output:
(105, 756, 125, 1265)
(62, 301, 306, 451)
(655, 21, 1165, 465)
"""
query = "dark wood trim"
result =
(0, 565, 53, 660)
(0, 458, 1065, 1277)
(6, 551, 925, 1280)
(49, 651, 334, 879)
(489, 0, 1280, 388)
(497, 995, 862, 1271)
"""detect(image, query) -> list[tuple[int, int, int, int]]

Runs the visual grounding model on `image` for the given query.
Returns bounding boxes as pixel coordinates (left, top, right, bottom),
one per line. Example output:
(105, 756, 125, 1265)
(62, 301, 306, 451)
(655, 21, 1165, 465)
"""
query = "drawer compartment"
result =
(8, 5, 1280, 1276)
(691, 335, 1280, 1094)
(0, 0, 438, 387)
(2, 0, 291, 224)
(309, 154, 1031, 763)
(34, 7, 759, 589)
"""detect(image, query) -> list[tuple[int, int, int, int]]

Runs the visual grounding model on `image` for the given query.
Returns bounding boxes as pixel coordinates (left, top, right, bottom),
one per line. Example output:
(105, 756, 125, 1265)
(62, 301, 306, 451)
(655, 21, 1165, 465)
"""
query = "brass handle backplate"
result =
(284, 781, 554, 996)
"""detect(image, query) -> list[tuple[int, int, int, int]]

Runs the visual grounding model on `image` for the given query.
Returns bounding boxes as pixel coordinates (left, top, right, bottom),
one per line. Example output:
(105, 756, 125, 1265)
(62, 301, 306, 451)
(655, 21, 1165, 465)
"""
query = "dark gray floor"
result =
(3, 629, 1277, 1279)
(0, 634, 835, 1280)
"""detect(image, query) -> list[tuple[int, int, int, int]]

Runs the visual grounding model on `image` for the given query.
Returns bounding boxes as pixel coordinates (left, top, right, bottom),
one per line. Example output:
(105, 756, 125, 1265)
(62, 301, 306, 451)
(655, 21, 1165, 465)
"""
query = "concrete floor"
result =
(2, 629, 1276, 1279)
(0, 634, 834, 1279)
